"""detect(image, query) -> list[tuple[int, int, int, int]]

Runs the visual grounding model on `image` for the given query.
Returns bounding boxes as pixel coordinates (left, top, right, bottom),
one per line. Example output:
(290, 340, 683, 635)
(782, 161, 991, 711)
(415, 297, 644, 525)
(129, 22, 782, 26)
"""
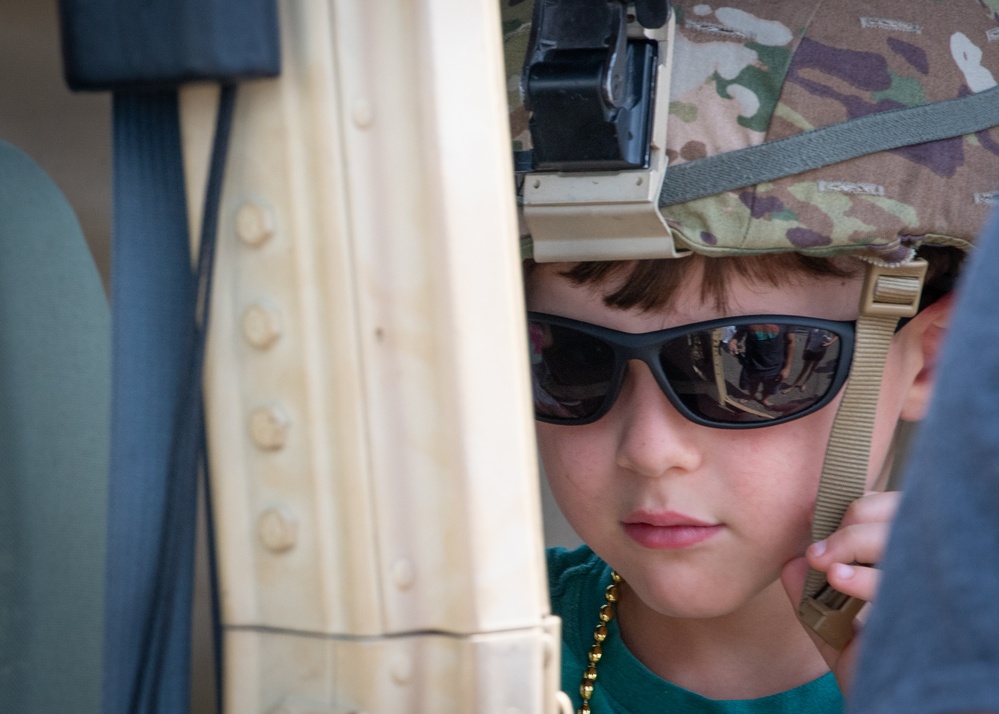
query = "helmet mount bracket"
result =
(520, 0, 687, 262)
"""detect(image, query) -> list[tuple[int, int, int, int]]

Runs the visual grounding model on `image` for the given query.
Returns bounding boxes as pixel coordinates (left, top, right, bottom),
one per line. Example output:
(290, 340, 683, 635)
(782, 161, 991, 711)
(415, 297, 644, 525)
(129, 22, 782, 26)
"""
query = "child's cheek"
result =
(733, 421, 828, 544)
(535, 422, 613, 514)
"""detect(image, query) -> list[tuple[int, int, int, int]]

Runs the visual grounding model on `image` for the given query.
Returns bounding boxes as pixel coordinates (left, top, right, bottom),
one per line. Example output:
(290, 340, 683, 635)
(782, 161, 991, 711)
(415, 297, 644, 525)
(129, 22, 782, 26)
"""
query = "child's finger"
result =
(839, 490, 900, 528)
(807, 521, 891, 570)
(824, 562, 882, 603)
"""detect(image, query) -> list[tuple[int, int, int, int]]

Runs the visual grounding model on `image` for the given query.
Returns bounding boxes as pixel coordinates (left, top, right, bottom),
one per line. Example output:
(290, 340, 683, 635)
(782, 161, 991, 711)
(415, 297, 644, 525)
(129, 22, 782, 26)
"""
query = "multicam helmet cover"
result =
(505, 0, 999, 261)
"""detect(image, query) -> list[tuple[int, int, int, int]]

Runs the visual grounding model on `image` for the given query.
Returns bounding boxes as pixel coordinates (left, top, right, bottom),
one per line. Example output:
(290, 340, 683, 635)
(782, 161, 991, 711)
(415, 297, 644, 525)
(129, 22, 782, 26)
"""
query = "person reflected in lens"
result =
(730, 324, 796, 407)
(784, 328, 837, 395)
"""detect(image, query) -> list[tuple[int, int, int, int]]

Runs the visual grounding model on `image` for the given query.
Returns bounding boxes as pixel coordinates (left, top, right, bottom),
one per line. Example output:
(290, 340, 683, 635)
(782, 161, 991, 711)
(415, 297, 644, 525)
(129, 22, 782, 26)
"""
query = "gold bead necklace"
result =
(577, 571, 622, 714)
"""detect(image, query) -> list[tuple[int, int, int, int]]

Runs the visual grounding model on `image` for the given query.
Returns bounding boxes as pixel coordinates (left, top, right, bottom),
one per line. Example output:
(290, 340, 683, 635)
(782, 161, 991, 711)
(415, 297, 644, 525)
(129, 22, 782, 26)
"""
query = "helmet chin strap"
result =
(798, 258, 927, 650)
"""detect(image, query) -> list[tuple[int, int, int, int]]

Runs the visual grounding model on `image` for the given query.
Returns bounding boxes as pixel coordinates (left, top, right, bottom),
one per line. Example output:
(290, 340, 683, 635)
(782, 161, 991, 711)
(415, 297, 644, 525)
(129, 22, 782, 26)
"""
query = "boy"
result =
(505, 0, 999, 711)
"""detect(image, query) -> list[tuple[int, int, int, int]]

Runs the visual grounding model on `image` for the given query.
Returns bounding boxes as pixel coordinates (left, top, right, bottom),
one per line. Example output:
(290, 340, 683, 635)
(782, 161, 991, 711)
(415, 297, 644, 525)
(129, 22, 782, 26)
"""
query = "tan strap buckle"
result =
(799, 585, 866, 650)
(859, 258, 928, 319)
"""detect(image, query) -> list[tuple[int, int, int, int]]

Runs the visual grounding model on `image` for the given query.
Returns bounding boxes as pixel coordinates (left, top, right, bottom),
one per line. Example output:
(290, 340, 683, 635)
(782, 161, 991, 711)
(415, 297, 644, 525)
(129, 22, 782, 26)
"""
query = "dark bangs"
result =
(561, 253, 863, 313)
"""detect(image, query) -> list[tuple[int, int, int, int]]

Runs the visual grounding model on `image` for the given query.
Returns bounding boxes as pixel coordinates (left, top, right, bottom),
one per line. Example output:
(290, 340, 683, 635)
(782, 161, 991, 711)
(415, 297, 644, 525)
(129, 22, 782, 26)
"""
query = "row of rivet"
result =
(235, 200, 299, 554)
(247, 95, 424, 707)
(240, 98, 377, 559)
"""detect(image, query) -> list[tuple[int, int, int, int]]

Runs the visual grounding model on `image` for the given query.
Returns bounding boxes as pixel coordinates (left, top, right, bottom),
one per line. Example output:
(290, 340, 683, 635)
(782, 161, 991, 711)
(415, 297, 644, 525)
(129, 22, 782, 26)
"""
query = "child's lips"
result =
(622, 512, 723, 549)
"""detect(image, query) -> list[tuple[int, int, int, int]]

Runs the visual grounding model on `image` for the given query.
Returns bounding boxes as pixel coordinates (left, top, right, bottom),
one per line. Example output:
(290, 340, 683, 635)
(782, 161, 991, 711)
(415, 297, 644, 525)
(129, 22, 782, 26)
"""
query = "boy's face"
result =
(527, 261, 909, 620)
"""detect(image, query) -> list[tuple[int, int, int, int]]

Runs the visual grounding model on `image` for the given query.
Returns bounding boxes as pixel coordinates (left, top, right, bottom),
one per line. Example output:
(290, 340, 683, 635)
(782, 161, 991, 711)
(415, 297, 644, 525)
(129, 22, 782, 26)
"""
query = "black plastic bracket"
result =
(523, 0, 670, 171)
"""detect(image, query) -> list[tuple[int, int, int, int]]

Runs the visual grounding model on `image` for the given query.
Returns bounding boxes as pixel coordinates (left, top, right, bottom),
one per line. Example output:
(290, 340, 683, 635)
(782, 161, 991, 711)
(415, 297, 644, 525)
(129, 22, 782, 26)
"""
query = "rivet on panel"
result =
(242, 302, 283, 349)
(250, 406, 290, 450)
(392, 558, 416, 590)
(258, 507, 298, 552)
(389, 651, 413, 685)
(236, 201, 275, 247)
(352, 98, 375, 128)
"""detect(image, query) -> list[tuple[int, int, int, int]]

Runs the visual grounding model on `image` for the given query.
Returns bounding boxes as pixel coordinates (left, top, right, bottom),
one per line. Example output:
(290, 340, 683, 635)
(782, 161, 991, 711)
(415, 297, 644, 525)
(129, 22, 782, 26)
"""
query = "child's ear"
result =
(898, 293, 955, 422)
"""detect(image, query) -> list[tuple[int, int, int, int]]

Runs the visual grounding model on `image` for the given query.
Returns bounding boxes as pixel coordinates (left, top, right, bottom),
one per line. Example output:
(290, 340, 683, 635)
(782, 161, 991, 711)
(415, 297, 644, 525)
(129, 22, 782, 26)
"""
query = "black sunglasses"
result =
(528, 312, 856, 429)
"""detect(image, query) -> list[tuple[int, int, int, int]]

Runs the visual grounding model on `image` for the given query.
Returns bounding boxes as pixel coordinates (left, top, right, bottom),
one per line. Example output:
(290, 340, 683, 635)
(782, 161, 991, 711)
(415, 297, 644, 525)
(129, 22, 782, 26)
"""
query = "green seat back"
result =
(0, 140, 110, 713)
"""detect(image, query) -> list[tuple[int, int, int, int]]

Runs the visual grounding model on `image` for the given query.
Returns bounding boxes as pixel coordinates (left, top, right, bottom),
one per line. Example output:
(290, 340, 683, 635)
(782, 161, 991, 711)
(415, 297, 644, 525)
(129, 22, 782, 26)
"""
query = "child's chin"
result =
(637, 575, 768, 620)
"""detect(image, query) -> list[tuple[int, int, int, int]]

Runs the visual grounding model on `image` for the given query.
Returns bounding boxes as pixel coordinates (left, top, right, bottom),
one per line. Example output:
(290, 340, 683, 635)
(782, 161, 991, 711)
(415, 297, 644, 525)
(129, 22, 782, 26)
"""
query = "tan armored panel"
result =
(181, 0, 565, 711)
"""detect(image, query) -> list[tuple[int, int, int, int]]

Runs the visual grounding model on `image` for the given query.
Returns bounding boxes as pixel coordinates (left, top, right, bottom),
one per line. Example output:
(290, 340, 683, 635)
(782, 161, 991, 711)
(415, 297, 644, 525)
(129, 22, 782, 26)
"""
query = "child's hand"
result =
(780, 490, 901, 694)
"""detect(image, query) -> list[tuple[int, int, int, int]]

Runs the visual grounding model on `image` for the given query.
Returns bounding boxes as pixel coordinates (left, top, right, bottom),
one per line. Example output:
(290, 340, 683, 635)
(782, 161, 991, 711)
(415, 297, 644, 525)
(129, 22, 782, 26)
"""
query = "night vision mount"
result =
(520, 0, 688, 262)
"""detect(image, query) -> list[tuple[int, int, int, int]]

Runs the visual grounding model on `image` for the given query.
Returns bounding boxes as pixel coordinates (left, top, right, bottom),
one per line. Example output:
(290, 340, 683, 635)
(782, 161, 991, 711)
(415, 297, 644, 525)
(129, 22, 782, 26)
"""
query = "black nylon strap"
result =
(103, 84, 235, 714)
(58, 0, 279, 90)
(659, 84, 999, 207)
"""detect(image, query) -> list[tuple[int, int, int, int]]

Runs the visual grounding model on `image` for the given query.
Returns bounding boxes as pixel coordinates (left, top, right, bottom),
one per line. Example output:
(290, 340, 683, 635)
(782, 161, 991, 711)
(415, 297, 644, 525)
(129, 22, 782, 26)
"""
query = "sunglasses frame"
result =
(528, 311, 857, 429)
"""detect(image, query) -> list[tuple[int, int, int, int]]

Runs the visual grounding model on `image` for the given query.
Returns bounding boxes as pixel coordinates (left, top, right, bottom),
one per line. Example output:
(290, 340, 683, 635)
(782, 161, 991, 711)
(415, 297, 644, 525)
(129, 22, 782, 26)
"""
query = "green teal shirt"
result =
(549, 546, 843, 713)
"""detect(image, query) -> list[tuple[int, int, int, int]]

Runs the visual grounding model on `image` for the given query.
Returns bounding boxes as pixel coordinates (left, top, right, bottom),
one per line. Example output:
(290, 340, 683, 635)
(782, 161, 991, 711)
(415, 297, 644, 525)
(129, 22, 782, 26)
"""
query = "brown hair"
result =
(554, 253, 862, 313)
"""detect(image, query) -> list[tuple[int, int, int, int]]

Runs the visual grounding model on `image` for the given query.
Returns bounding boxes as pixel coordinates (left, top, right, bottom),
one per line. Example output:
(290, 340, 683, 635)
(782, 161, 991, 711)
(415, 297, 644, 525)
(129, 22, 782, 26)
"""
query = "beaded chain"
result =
(577, 571, 622, 714)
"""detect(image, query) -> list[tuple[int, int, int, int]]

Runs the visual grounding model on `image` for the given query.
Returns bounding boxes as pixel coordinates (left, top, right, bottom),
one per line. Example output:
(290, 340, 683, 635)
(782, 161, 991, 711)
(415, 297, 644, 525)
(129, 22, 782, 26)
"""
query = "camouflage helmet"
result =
(505, 0, 999, 263)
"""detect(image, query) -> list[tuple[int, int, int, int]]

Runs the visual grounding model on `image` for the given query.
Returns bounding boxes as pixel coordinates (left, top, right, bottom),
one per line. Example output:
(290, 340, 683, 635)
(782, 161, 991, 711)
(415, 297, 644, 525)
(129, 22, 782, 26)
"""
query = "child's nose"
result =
(613, 360, 703, 478)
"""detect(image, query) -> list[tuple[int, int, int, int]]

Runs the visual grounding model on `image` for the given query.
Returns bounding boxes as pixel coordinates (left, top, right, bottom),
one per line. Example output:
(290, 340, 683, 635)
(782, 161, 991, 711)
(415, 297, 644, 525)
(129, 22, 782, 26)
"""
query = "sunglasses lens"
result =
(529, 321, 616, 422)
(529, 316, 849, 427)
(659, 324, 844, 424)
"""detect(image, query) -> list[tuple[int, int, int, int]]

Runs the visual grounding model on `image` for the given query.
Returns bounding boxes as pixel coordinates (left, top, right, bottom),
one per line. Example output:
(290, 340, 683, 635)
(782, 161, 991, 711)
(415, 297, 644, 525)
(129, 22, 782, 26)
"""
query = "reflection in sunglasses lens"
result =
(531, 323, 615, 420)
(660, 325, 841, 423)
